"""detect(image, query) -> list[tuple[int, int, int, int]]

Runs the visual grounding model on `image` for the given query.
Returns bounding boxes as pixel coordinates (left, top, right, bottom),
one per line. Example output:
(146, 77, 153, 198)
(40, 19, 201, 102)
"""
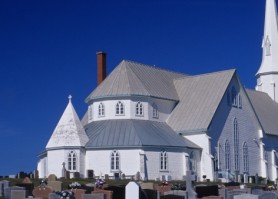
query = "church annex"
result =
(37, 0, 278, 182)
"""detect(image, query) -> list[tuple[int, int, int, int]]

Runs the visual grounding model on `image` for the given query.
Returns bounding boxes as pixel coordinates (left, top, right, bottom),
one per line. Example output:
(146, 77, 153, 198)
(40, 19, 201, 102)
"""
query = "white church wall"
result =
(209, 77, 263, 179)
(256, 74, 278, 102)
(85, 149, 141, 178)
(37, 155, 47, 178)
(87, 97, 176, 123)
(144, 148, 188, 180)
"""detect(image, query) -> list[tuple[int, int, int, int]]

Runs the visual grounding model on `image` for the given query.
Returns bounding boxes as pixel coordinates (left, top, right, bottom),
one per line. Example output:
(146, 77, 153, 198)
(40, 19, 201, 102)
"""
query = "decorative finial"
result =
(68, 95, 72, 102)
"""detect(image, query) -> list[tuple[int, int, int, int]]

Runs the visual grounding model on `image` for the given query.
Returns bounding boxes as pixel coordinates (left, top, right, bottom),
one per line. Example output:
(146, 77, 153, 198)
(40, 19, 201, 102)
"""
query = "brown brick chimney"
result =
(97, 51, 106, 85)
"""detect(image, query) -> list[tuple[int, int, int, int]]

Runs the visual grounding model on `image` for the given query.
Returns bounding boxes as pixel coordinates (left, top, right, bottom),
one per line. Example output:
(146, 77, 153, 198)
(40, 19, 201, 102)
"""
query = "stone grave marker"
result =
(92, 189, 113, 199)
(126, 181, 140, 199)
(16, 177, 34, 197)
(49, 192, 60, 199)
(259, 192, 278, 199)
(234, 193, 259, 199)
(4, 186, 25, 199)
(141, 189, 160, 199)
(0, 181, 3, 197)
(69, 189, 85, 199)
(82, 193, 105, 199)
(105, 186, 125, 199)
(47, 174, 62, 192)
(164, 190, 186, 197)
(251, 187, 264, 195)
(227, 190, 250, 199)
(195, 185, 218, 198)
(185, 170, 197, 199)
(201, 196, 224, 199)
(141, 182, 154, 190)
(32, 186, 52, 199)
(11, 190, 26, 199)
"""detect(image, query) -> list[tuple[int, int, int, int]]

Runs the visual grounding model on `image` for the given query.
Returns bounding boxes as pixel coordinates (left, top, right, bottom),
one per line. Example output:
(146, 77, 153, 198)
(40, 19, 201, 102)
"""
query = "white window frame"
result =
(234, 118, 240, 171)
(115, 101, 125, 115)
(152, 103, 159, 118)
(68, 151, 77, 171)
(98, 102, 105, 117)
(243, 142, 249, 173)
(111, 150, 120, 171)
(160, 151, 168, 171)
(231, 87, 237, 107)
(135, 102, 144, 116)
(225, 140, 230, 170)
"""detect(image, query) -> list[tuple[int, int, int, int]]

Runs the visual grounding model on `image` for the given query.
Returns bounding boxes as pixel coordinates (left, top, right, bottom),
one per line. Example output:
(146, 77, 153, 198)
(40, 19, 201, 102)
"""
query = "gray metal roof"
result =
(84, 119, 200, 149)
(167, 69, 235, 133)
(246, 89, 278, 136)
(86, 60, 187, 102)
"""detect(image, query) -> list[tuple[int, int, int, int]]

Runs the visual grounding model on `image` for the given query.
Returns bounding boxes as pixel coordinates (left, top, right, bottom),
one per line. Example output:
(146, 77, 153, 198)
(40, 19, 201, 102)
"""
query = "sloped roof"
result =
(46, 96, 89, 149)
(246, 89, 278, 136)
(86, 60, 186, 102)
(167, 69, 235, 133)
(84, 119, 200, 149)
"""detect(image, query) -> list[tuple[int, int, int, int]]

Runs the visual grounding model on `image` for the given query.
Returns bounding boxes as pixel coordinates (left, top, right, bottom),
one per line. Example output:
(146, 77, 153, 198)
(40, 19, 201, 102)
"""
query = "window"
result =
(265, 150, 268, 162)
(238, 95, 242, 108)
(111, 150, 120, 171)
(265, 36, 271, 56)
(98, 103, 105, 117)
(231, 87, 237, 106)
(234, 118, 240, 171)
(135, 102, 144, 116)
(116, 101, 124, 115)
(152, 103, 159, 118)
(68, 151, 76, 171)
(243, 142, 249, 173)
(225, 140, 230, 170)
(189, 151, 197, 172)
(160, 151, 168, 171)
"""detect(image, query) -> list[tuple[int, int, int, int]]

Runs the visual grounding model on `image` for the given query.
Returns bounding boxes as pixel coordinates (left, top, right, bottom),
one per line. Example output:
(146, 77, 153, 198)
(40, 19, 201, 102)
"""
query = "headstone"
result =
(92, 189, 113, 199)
(47, 174, 57, 181)
(47, 181, 62, 192)
(141, 189, 159, 199)
(251, 187, 264, 195)
(4, 186, 25, 199)
(185, 170, 197, 199)
(195, 185, 218, 198)
(104, 186, 125, 199)
(69, 189, 85, 199)
(22, 177, 32, 184)
(11, 190, 26, 199)
(234, 193, 259, 199)
(125, 182, 139, 199)
(82, 193, 104, 199)
(164, 190, 186, 196)
(32, 186, 52, 199)
(49, 192, 60, 199)
(0, 181, 3, 197)
(227, 190, 249, 199)
(255, 173, 259, 184)
(201, 197, 223, 199)
(141, 182, 154, 190)
(259, 192, 278, 199)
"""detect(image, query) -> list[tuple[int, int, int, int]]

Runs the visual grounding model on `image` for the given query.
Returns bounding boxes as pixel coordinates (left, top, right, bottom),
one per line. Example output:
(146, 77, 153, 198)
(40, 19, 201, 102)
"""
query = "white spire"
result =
(257, 0, 278, 75)
(256, 0, 278, 102)
(46, 96, 89, 149)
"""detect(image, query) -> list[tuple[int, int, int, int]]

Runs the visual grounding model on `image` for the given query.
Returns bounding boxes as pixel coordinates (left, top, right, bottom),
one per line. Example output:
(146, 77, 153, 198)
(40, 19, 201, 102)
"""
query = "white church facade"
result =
(37, 0, 278, 182)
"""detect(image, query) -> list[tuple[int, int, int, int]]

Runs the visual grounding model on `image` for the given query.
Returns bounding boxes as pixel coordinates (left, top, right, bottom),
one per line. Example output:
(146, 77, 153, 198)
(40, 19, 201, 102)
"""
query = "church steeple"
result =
(256, 0, 278, 102)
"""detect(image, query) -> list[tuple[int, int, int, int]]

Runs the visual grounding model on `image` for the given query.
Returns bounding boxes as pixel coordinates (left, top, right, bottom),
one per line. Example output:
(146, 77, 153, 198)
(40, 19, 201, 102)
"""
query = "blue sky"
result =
(0, 0, 266, 175)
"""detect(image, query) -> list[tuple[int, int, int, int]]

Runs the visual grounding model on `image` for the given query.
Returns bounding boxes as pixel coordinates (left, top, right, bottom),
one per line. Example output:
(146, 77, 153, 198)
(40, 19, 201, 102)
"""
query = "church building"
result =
(37, 0, 278, 182)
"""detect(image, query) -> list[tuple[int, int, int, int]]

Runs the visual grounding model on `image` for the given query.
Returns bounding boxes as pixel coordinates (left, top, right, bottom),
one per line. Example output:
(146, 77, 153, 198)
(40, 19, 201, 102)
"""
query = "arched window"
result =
(135, 102, 144, 116)
(243, 142, 249, 173)
(231, 87, 237, 106)
(68, 151, 77, 171)
(98, 103, 105, 117)
(160, 151, 168, 171)
(238, 94, 242, 108)
(265, 36, 271, 56)
(189, 151, 197, 172)
(234, 118, 240, 171)
(116, 101, 124, 115)
(225, 140, 230, 170)
(152, 103, 159, 118)
(111, 150, 120, 171)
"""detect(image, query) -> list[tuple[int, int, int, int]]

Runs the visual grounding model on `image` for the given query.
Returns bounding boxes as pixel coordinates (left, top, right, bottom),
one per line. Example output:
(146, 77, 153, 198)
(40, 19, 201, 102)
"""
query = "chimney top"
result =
(97, 52, 106, 86)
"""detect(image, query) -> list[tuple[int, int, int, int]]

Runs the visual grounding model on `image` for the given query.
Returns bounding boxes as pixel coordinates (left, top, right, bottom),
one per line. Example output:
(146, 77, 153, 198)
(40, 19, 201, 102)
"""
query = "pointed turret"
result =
(46, 95, 89, 149)
(256, 0, 278, 102)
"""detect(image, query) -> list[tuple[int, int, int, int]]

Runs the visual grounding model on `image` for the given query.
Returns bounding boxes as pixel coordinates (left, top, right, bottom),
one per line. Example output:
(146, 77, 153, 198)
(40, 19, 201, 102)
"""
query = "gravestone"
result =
(0, 181, 3, 197)
(141, 182, 154, 190)
(251, 187, 264, 195)
(201, 196, 223, 199)
(69, 189, 85, 199)
(82, 193, 105, 199)
(234, 193, 259, 199)
(32, 186, 52, 199)
(92, 189, 113, 199)
(49, 192, 60, 199)
(164, 190, 186, 197)
(16, 177, 34, 197)
(141, 189, 159, 199)
(105, 186, 125, 199)
(259, 192, 278, 199)
(11, 190, 26, 199)
(4, 186, 25, 199)
(227, 190, 249, 199)
(195, 185, 218, 198)
(185, 170, 197, 199)
(244, 174, 248, 183)
(126, 181, 139, 199)
(47, 174, 62, 192)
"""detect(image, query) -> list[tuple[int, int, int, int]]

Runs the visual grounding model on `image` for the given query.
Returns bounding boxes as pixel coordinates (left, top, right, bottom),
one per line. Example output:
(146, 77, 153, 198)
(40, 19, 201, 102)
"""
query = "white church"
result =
(37, 0, 278, 182)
